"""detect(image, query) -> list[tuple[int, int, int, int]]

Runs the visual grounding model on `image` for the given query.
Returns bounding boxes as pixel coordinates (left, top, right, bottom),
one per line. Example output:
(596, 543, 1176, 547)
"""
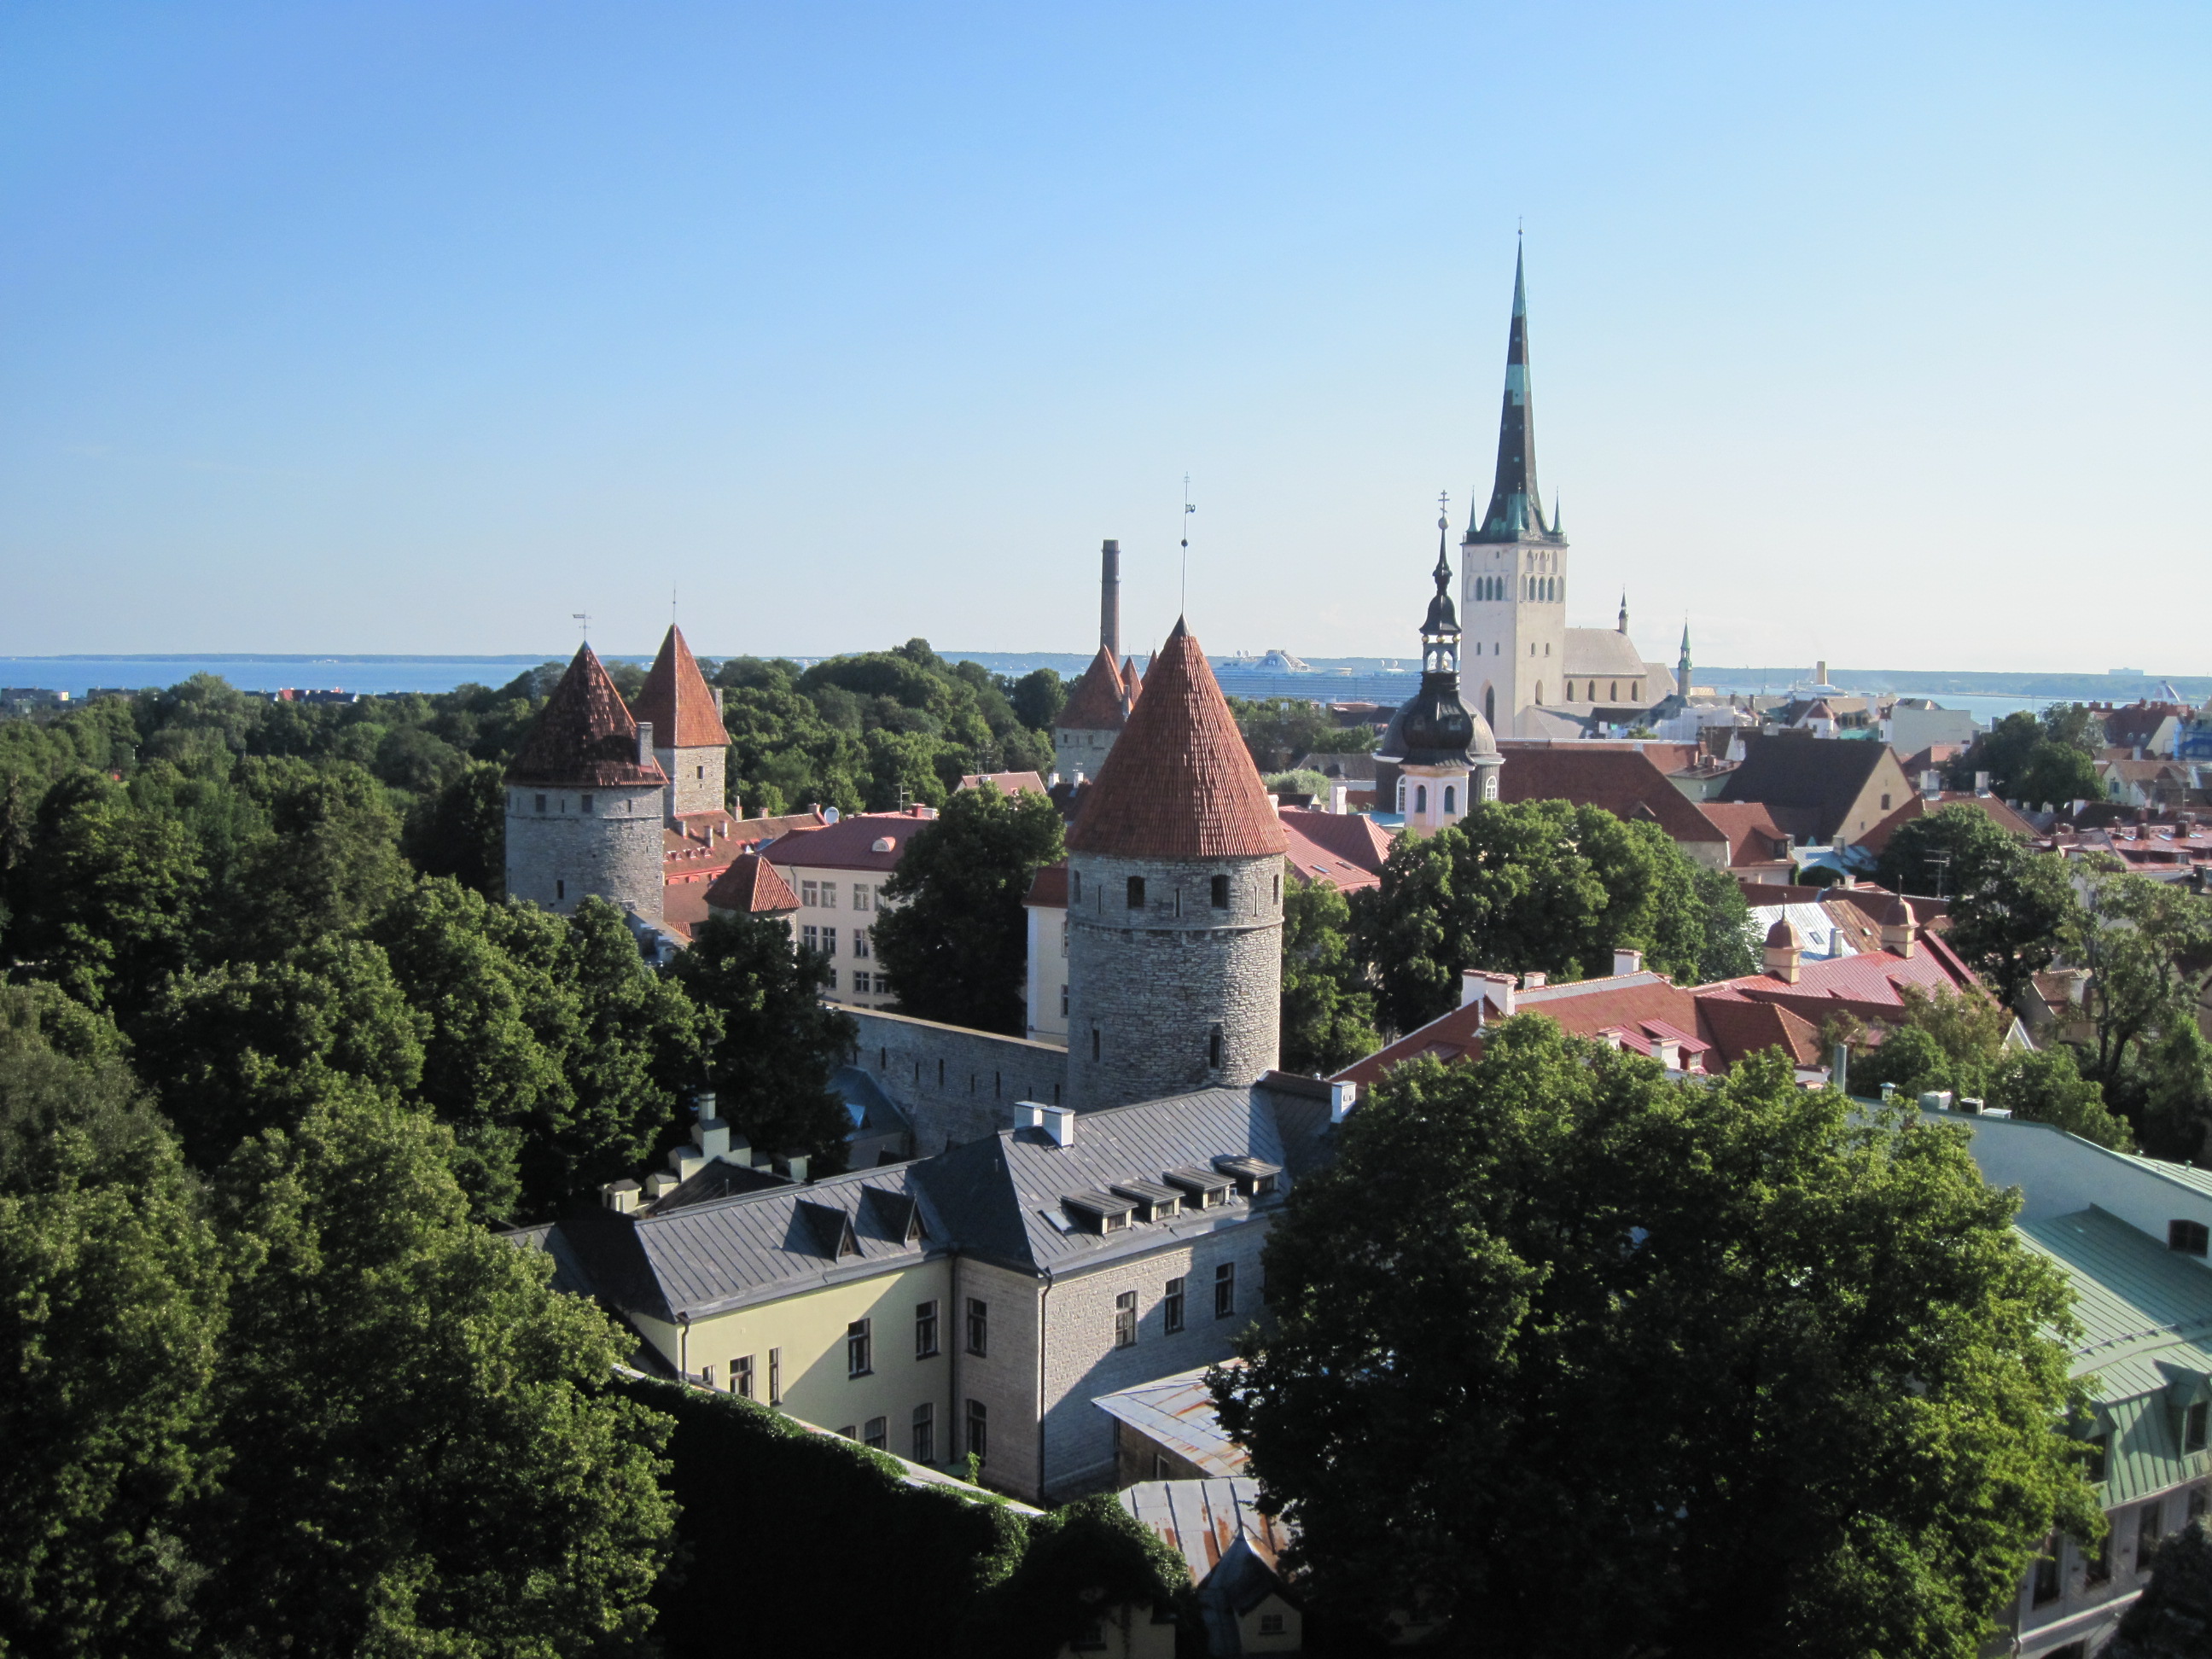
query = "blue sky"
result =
(2, 3, 2205, 669)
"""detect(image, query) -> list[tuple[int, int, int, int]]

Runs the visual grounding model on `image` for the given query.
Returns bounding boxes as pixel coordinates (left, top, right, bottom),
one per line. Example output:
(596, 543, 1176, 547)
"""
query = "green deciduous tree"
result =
(2140, 1019, 2212, 1163)
(1988, 1044, 2135, 1150)
(401, 758, 507, 895)
(1215, 1023, 2098, 1656)
(1279, 878, 1380, 1074)
(1226, 696, 1374, 772)
(1877, 806, 2081, 1007)
(201, 1087, 675, 1656)
(2106, 1516, 2212, 1659)
(2069, 860, 2212, 1082)
(873, 783, 1065, 1035)
(1851, 986, 2012, 1104)
(666, 911, 858, 1172)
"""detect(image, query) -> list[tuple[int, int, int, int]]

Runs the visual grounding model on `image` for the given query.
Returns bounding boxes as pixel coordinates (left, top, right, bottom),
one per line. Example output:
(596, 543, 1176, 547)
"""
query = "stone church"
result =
(1459, 247, 1674, 738)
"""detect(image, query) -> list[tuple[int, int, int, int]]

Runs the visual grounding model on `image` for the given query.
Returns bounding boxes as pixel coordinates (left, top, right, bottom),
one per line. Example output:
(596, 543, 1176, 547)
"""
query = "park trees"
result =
(872, 782, 1065, 1035)
(1877, 805, 2078, 1006)
(1215, 1022, 2098, 1656)
(1952, 706, 2104, 808)
(1278, 878, 1380, 1074)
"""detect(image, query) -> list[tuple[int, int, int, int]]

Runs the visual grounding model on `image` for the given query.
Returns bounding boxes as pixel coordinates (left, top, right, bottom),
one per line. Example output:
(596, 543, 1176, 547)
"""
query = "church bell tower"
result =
(1462, 244, 1569, 737)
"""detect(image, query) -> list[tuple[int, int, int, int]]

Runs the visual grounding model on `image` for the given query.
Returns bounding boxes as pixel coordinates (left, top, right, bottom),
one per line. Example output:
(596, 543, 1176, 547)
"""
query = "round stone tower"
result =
(1378, 509, 1502, 835)
(504, 643, 668, 919)
(1063, 618, 1287, 1111)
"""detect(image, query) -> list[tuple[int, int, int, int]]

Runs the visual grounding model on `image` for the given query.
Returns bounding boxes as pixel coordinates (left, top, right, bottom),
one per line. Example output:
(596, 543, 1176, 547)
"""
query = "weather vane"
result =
(1437, 489, 1450, 529)
(1180, 475, 1196, 613)
(573, 611, 590, 640)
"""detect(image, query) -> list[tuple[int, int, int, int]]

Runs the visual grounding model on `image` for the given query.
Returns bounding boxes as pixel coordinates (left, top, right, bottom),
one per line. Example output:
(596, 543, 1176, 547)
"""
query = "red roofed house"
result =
(1495, 743, 1731, 866)
(1698, 800, 1802, 883)
(959, 771, 1049, 796)
(759, 807, 940, 1010)
(1853, 789, 2037, 860)
(1277, 806, 1394, 894)
(1064, 618, 1287, 1110)
(1712, 732, 1914, 851)
(701, 850, 801, 939)
(504, 643, 668, 920)
(1701, 896, 1994, 1030)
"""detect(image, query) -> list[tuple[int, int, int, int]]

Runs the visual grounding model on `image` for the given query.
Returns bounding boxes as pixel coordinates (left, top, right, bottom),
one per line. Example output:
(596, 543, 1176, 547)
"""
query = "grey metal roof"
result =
(1092, 1364, 1250, 1479)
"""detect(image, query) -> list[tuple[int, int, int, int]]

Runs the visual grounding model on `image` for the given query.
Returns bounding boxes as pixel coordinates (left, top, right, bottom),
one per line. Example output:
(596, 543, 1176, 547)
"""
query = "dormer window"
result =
(1212, 1155, 1284, 1198)
(1062, 1190, 1137, 1233)
(1109, 1180, 1182, 1224)
(1163, 1167, 1235, 1209)
(2170, 1220, 2209, 1257)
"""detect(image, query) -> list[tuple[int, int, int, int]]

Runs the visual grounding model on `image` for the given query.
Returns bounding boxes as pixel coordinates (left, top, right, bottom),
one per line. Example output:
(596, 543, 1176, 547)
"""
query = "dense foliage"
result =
(1216, 1022, 2100, 1656)
(1947, 704, 2104, 808)
(873, 781, 1067, 1035)
(1278, 878, 1381, 1074)
(1225, 695, 1377, 773)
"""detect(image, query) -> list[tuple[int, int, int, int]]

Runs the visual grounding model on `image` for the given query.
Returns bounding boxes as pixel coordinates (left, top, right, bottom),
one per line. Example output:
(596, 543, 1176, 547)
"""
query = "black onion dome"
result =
(1377, 672, 1497, 767)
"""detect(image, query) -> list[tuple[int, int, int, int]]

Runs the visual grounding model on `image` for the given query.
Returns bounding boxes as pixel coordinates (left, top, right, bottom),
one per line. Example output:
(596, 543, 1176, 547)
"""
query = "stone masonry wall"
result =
(504, 783, 665, 919)
(654, 742, 725, 820)
(846, 1007, 1071, 1155)
(1053, 726, 1116, 783)
(1064, 852, 1282, 1111)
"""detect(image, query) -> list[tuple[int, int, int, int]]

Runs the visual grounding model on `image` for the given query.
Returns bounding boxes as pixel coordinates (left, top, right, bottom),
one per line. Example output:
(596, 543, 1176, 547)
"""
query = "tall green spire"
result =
(1469, 243, 1557, 544)
(1678, 620, 1693, 687)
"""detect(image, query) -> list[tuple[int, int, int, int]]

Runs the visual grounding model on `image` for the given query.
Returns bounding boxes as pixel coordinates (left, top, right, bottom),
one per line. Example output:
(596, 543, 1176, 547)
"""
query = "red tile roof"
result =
(1058, 645, 1133, 731)
(1281, 819, 1383, 893)
(1854, 791, 2037, 856)
(505, 643, 667, 788)
(1065, 620, 1289, 861)
(958, 771, 1048, 796)
(1025, 860, 1070, 908)
(761, 809, 937, 873)
(1275, 807, 1394, 875)
(1121, 655, 1144, 700)
(631, 625, 729, 750)
(1699, 801, 1799, 867)
(704, 851, 800, 917)
(1703, 930, 1982, 1024)
(1495, 746, 1727, 845)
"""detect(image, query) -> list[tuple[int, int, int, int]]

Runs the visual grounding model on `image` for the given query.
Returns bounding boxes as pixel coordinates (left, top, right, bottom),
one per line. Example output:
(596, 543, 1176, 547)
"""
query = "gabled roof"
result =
(1058, 645, 1133, 732)
(1494, 746, 1726, 845)
(505, 643, 667, 788)
(632, 625, 729, 749)
(1697, 801, 1799, 867)
(1703, 930, 1981, 1023)
(1855, 791, 2037, 856)
(703, 851, 800, 916)
(762, 811, 934, 873)
(1713, 734, 1902, 842)
(1278, 806, 1394, 872)
(1559, 628, 1650, 679)
(958, 771, 1048, 795)
(1024, 861, 1070, 909)
(1121, 1477, 1292, 1598)
(1065, 620, 1288, 861)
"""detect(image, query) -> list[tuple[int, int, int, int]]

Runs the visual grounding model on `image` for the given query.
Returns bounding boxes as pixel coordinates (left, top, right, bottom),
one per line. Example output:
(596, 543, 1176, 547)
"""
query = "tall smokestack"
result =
(1099, 539, 1121, 659)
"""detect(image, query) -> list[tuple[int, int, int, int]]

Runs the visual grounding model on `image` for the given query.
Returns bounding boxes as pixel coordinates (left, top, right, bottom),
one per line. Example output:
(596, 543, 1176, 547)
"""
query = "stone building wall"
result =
(947, 1258, 1047, 1501)
(654, 742, 725, 819)
(1063, 852, 1283, 1111)
(846, 1007, 1070, 1154)
(504, 783, 666, 919)
(1053, 725, 1117, 783)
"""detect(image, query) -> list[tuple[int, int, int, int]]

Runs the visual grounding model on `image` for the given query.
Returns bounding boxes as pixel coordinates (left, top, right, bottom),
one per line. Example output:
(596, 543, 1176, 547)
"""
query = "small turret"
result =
(1763, 917, 1803, 983)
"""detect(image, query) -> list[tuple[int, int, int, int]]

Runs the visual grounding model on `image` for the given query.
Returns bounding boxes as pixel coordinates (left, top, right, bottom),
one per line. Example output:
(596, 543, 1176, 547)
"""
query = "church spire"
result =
(1470, 243, 1555, 544)
(1678, 620, 1693, 687)
(1421, 499, 1460, 676)
(1618, 590, 1629, 635)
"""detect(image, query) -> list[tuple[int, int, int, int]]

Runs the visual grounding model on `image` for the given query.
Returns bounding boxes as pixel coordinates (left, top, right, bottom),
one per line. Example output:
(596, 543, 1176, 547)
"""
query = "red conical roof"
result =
(704, 850, 800, 916)
(632, 625, 729, 749)
(505, 644, 667, 788)
(1066, 620, 1287, 859)
(1121, 655, 1144, 700)
(1058, 645, 1132, 731)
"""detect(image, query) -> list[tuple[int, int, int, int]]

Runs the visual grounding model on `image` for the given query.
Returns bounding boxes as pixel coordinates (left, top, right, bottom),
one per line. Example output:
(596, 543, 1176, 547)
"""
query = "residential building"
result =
(1113, 1480, 1302, 1659)
(1278, 807, 1393, 894)
(1375, 509, 1501, 832)
(661, 808, 826, 940)
(1711, 731, 1916, 850)
(1064, 620, 1287, 1112)
(1883, 697, 1976, 756)
(959, 770, 1048, 796)
(502, 643, 667, 920)
(1496, 744, 1732, 866)
(1699, 800, 1801, 883)
(761, 807, 936, 1008)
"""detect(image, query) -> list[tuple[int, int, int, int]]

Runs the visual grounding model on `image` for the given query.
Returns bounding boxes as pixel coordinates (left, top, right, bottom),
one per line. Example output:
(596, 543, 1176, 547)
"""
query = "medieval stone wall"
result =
(846, 1007, 1071, 1155)
(1063, 851, 1282, 1112)
(654, 743, 725, 819)
(504, 783, 665, 919)
(1052, 726, 1116, 783)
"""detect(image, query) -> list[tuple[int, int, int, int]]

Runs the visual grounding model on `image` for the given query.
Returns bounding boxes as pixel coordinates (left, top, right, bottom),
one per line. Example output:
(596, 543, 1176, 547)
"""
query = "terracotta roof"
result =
(1699, 801, 1799, 868)
(1057, 645, 1133, 731)
(1122, 655, 1144, 700)
(1281, 818, 1382, 894)
(704, 851, 800, 916)
(1025, 860, 1070, 909)
(1855, 791, 2037, 856)
(1694, 995, 1823, 1068)
(760, 809, 937, 873)
(1494, 747, 1726, 844)
(1764, 917, 1801, 947)
(1275, 807, 1394, 876)
(1065, 620, 1289, 861)
(1704, 931, 1982, 1024)
(726, 808, 830, 848)
(505, 644, 667, 788)
(958, 771, 1048, 796)
(632, 625, 729, 750)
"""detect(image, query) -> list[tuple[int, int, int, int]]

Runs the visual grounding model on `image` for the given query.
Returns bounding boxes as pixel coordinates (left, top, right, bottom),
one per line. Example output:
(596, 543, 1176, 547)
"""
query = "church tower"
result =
(1378, 507, 1502, 833)
(1462, 245, 1570, 736)
(504, 643, 667, 919)
(632, 624, 731, 823)
(1063, 619, 1285, 1110)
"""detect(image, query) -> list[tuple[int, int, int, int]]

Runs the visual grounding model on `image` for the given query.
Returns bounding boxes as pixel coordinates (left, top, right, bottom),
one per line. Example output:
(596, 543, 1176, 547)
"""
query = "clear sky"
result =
(2, 3, 2205, 670)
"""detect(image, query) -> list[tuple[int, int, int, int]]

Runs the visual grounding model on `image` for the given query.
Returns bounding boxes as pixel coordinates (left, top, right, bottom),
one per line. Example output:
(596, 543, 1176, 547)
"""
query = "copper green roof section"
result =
(2017, 1207, 2212, 1506)
(1469, 244, 1559, 545)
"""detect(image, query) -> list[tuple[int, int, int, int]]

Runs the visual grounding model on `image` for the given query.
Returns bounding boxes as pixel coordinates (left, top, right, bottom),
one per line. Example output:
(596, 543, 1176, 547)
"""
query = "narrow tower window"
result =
(1126, 876, 1145, 910)
(1444, 785, 1457, 813)
(1415, 785, 1428, 814)
(1210, 874, 1230, 909)
(1208, 1024, 1223, 1070)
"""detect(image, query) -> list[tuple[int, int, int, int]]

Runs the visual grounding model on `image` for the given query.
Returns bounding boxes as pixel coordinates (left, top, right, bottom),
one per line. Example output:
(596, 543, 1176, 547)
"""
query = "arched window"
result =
(1484, 686, 1496, 725)
(1415, 784, 1429, 814)
(1444, 784, 1457, 813)
(1484, 771, 1499, 800)
(1610, 681, 1618, 701)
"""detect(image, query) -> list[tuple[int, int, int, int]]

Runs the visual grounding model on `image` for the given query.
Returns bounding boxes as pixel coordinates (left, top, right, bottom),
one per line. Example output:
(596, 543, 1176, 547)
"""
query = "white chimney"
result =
(1521, 972, 1547, 990)
(1016, 1102, 1048, 1130)
(692, 1117, 731, 1161)
(784, 1155, 810, 1184)
(637, 720, 654, 764)
(1653, 1037, 1681, 1071)
(1461, 970, 1514, 1017)
(643, 1172, 681, 1200)
(1974, 771, 1991, 796)
(602, 1179, 640, 1214)
(1612, 947, 1644, 977)
(668, 1145, 706, 1183)
(1039, 1104, 1076, 1147)
(1266, 793, 1281, 815)
(1920, 770, 1941, 796)
(1328, 1080, 1358, 1123)
(1330, 783, 1348, 815)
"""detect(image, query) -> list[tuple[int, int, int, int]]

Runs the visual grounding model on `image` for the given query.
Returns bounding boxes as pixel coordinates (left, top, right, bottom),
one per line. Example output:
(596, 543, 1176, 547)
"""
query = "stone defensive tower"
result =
(504, 643, 667, 919)
(1063, 618, 1286, 1111)
(1053, 540, 1138, 782)
(1378, 508, 1502, 834)
(632, 624, 731, 823)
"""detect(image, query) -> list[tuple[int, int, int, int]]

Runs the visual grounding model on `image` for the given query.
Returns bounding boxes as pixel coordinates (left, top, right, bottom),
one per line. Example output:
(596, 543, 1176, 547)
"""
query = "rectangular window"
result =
(1060, 917, 1068, 957)
(534, 794, 547, 814)
(1211, 873, 1230, 909)
(847, 1318, 872, 1377)
(1126, 875, 1145, 909)
(2086, 1434, 2110, 1483)
(1163, 1277, 1185, 1334)
(853, 928, 870, 958)
(820, 883, 836, 910)
(911, 1402, 934, 1464)
(1214, 1262, 1237, 1319)
(768, 1348, 782, 1406)
(802, 924, 819, 951)
(1060, 984, 1069, 1016)
(966, 1398, 987, 1464)
(2031, 1540, 2061, 1605)
(853, 883, 872, 911)
(2170, 1219, 2209, 1256)
(1072, 1616, 1106, 1651)
(580, 792, 595, 813)
(700, 1363, 714, 1388)
(2188, 1400, 2209, 1453)
(802, 880, 818, 906)
(731, 1354, 754, 1399)
(1259, 1613, 1285, 1637)
(1114, 1290, 1137, 1348)
(824, 929, 837, 957)
(863, 1416, 887, 1450)
(916, 1301, 939, 1359)
(838, 1424, 856, 1440)
(556, 879, 565, 901)
(2138, 1501, 2163, 1572)
(966, 1297, 988, 1357)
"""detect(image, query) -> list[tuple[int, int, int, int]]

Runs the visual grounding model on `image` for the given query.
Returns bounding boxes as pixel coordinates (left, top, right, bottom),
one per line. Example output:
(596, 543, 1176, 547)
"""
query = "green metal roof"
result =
(2017, 1207, 2212, 1505)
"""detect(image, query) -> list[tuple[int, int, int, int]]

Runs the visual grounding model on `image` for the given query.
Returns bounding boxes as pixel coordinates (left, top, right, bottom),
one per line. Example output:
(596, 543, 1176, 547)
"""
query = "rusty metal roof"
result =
(1092, 1364, 1250, 1479)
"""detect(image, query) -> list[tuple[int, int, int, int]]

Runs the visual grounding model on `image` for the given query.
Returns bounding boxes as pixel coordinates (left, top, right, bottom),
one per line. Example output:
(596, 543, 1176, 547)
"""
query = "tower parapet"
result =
(1063, 619, 1285, 1111)
(504, 643, 667, 919)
